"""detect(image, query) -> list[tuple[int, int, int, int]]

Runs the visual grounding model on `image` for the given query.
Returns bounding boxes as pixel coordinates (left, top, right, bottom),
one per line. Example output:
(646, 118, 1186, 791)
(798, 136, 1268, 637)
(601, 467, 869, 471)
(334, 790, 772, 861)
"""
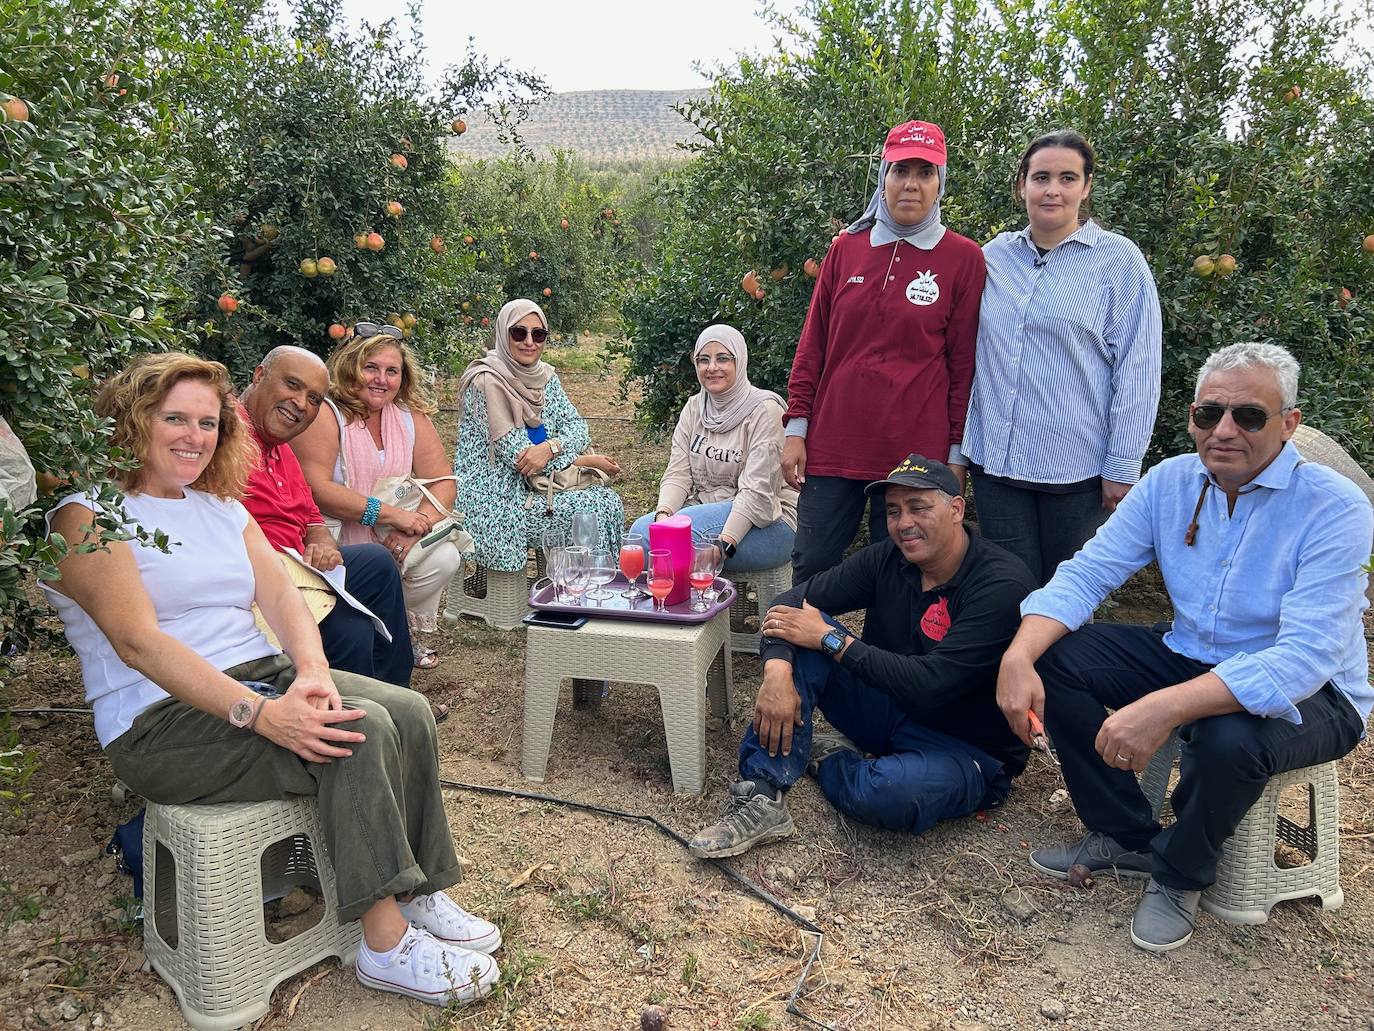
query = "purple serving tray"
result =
(529, 572, 736, 624)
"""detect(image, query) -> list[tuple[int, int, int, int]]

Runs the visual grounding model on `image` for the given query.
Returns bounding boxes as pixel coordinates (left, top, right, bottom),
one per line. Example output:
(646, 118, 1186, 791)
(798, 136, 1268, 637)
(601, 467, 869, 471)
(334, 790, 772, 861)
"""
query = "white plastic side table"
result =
(521, 611, 733, 794)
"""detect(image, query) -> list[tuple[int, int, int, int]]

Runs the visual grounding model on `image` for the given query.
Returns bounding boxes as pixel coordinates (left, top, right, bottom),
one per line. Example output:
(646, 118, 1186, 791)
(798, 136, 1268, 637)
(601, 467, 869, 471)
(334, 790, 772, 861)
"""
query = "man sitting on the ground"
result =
(689, 454, 1037, 858)
(239, 346, 413, 688)
(997, 341, 1372, 954)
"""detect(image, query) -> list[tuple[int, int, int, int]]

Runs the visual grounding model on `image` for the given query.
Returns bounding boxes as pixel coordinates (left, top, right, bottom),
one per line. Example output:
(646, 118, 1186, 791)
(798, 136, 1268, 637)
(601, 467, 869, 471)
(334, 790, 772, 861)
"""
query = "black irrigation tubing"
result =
(438, 777, 833, 1030)
(0, 708, 832, 1024)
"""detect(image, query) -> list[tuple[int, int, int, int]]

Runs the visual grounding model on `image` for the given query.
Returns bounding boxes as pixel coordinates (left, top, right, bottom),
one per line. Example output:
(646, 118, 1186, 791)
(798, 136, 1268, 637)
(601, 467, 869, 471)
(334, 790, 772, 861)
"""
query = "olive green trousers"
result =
(104, 653, 460, 922)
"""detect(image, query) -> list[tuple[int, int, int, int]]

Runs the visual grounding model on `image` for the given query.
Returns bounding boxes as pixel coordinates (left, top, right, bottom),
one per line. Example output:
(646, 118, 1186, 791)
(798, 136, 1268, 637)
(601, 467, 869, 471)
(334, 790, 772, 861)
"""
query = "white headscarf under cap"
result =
(454, 298, 555, 458)
(693, 324, 784, 434)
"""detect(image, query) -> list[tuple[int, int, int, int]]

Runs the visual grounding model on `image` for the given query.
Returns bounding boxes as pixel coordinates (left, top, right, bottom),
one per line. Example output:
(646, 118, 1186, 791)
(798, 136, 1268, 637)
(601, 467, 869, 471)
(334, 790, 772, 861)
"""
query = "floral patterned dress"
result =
(454, 375, 623, 571)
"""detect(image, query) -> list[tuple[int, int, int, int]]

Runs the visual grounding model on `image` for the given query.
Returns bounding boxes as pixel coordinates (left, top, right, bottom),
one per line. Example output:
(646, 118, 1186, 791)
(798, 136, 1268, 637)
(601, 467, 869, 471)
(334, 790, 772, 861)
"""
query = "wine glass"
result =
(618, 533, 645, 601)
(586, 548, 617, 605)
(689, 541, 719, 612)
(571, 511, 599, 550)
(647, 548, 675, 612)
(702, 535, 726, 602)
(541, 545, 565, 603)
(541, 529, 567, 601)
(562, 546, 590, 606)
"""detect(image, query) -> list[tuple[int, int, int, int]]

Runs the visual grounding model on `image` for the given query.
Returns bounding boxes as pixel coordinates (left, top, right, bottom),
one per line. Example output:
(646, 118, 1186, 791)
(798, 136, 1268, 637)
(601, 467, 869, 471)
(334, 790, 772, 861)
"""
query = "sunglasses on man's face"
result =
(352, 321, 403, 341)
(1191, 403, 1288, 433)
(509, 326, 548, 344)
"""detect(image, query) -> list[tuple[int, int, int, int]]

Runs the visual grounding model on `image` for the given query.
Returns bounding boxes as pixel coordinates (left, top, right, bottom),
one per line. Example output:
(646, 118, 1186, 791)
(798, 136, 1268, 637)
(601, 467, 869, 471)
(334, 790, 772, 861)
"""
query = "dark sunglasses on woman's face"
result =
(1191, 403, 1288, 433)
(352, 321, 403, 341)
(509, 326, 548, 344)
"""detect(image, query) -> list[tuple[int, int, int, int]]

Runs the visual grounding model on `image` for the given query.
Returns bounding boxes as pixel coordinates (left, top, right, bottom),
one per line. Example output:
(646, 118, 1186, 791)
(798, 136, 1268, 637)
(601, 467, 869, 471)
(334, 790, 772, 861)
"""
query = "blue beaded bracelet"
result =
(361, 496, 381, 526)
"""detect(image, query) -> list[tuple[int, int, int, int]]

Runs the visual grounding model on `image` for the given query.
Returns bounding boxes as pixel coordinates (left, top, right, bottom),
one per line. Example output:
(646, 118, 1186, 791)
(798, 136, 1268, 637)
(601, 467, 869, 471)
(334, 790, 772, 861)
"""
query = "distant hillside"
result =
(447, 89, 706, 164)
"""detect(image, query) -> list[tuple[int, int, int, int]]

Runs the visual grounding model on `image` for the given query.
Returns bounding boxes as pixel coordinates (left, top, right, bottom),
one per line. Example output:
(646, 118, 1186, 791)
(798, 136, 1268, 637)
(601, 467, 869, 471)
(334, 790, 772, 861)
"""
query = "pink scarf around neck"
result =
(337, 401, 413, 545)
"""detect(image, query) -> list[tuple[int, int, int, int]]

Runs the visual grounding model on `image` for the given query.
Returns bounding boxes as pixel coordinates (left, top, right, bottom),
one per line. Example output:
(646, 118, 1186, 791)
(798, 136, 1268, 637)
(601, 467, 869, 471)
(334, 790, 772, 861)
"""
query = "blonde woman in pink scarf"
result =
(294, 324, 460, 671)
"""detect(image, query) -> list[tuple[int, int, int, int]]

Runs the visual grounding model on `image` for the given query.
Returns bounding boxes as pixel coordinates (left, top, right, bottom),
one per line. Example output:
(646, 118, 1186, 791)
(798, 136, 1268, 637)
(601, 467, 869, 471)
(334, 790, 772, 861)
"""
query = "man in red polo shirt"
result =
(239, 346, 413, 688)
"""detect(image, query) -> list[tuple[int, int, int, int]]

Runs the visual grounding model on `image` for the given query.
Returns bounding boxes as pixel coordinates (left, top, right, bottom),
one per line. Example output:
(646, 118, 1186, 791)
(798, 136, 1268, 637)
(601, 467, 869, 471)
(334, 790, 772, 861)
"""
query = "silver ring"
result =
(1116, 753, 1131, 763)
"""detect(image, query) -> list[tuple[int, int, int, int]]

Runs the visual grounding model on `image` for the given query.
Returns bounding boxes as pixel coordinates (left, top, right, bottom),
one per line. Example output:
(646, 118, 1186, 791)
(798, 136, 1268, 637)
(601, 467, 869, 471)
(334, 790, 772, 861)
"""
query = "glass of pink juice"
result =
(647, 548, 674, 611)
(618, 534, 645, 600)
(690, 541, 720, 611)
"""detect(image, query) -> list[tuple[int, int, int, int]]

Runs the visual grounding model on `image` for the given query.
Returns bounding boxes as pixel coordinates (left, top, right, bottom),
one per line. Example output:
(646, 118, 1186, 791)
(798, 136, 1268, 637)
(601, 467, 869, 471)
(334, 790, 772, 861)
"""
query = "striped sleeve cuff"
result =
(1102, 454, 1143, 484)
(784, 418, 809, 438)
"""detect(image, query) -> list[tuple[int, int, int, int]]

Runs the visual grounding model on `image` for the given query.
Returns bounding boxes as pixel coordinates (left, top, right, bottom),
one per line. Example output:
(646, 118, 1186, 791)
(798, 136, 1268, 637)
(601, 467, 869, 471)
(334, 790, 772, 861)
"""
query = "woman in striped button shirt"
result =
(960, 130, 1162, 585)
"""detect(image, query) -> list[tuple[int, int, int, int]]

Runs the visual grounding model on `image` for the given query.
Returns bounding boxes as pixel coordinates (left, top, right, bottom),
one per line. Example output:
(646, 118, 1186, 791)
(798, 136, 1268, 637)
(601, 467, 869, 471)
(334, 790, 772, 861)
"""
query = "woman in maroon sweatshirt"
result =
(782, 120, 986, 582)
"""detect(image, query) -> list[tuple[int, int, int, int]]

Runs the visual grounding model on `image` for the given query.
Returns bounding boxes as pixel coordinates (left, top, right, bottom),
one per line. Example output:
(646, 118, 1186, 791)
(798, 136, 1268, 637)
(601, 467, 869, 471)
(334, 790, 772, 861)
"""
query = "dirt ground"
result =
(3, 336, 1374, 1031)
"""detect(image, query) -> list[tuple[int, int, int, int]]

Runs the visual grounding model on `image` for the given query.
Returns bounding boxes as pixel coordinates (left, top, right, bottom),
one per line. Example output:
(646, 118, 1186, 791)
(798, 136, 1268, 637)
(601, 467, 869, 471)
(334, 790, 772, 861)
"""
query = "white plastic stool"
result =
(443, 552, 542, 630)
(727, 562, 793, 654)
(143, 798, 361, 1031)
(1202, 762, 1343, 923)
(1139, 734, 1343, 924)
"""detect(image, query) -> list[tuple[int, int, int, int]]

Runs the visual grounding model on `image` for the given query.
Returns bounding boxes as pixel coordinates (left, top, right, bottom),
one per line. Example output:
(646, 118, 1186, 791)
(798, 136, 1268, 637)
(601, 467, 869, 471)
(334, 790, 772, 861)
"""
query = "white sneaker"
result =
(355, 925, 499, 1006)
(400, 891, 502, 954)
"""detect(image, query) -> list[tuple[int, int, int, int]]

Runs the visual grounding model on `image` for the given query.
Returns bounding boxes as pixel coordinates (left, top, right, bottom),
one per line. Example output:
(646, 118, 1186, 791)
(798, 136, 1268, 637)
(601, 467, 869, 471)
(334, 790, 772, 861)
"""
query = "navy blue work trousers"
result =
(317, 543, 413, 689)
(738, 640, 1010, 836)
(1039, 623, 1363, 890)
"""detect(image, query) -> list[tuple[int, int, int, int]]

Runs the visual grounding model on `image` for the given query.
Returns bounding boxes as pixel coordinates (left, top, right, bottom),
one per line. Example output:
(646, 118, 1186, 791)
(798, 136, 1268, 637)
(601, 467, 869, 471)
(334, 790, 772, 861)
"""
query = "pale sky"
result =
(336, 0, 804, 92)
(333, 0, 1370, 95)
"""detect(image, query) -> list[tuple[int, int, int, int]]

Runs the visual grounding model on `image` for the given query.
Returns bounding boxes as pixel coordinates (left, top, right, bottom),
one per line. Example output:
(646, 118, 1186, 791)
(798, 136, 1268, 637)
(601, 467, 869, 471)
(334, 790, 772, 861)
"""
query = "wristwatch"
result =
(229, 695, 265, 730)
(548, 437, 564, 457)
(820, 627, 850, 657)
(720, 538, 738, 559)
(228, 696, 256, 729)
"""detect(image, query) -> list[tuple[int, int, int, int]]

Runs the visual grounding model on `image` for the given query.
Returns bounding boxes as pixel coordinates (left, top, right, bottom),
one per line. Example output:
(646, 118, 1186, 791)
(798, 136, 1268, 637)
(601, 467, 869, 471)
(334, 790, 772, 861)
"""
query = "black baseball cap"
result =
(864, 453, 961, 497)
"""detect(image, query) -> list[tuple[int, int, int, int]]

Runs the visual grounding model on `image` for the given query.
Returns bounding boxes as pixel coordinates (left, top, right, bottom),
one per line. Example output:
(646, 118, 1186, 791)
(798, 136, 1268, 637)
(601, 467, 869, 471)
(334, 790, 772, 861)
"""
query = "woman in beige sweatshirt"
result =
(628, 325, 798, 571)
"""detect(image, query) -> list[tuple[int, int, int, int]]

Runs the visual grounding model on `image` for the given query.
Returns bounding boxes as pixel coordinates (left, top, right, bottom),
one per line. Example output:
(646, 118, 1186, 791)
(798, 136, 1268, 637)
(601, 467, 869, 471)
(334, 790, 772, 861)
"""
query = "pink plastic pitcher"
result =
(648, 514, 693, 607)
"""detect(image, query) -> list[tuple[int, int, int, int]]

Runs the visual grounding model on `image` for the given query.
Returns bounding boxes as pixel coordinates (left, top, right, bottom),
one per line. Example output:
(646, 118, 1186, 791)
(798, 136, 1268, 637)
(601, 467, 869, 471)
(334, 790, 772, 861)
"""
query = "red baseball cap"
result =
(883, 120, 947, 166)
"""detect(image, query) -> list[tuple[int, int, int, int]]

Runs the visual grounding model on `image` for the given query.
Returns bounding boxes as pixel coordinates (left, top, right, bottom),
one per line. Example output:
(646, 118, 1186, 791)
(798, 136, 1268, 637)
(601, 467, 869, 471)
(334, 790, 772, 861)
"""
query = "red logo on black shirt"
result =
(920, 597, 951, 641)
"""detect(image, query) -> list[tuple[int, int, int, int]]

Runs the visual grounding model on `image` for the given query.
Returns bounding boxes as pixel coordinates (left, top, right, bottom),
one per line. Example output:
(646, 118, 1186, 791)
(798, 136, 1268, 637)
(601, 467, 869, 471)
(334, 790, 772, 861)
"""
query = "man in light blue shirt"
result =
(996, 342, 1371, 954)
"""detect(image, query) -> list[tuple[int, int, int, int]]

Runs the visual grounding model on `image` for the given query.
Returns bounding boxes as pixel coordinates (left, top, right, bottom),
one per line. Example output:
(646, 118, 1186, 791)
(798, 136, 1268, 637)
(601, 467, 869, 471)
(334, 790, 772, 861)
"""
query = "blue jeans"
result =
(628, 502, 795, 573)
(1039, 623, 1364, 890)
(738, 638, 1009, 836)
(969, 469, 1106, 586)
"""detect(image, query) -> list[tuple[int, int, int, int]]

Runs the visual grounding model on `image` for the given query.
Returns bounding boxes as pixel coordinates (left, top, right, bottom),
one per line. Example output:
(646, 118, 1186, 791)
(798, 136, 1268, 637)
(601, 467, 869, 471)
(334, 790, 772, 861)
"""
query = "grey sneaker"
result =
(688, 780, 795, 859)
(1130, 879, 1200, 953)
(806, 730, 862, 776)
(1029, 831, 1152, 880)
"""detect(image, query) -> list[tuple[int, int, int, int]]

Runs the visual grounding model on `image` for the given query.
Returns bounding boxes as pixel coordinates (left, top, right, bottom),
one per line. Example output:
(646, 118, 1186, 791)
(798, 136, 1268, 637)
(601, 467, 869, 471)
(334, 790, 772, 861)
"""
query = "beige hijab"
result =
(694, 324, 784, 434)
(455, 299, 555, 456)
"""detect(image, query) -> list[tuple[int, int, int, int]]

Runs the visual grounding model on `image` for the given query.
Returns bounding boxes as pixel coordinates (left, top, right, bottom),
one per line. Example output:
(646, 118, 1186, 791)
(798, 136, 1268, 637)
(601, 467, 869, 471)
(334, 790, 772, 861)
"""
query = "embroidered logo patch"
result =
(847, 275, 865, 285)
(906, 270, 939, 306)
(920, 596, 951, 641)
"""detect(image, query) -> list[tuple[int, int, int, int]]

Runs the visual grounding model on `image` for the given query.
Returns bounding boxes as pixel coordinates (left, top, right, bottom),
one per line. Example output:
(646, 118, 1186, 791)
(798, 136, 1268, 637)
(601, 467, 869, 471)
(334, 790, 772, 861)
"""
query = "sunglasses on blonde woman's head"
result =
(509, 326, 548, 344)
(352, 321, 403, 341)
(1191, 403, 1291, 433)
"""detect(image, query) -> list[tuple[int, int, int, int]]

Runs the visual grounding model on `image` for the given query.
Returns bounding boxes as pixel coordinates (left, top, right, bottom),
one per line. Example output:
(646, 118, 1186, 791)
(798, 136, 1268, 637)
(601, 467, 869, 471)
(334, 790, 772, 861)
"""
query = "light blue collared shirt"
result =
(1022, 442, 1373, 727)
(959, 219, 1162, 483)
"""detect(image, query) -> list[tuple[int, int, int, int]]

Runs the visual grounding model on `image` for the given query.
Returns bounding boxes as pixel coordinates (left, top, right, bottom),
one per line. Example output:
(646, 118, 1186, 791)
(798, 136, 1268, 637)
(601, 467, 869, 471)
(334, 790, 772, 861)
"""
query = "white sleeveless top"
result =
(42, 491, 278, 747)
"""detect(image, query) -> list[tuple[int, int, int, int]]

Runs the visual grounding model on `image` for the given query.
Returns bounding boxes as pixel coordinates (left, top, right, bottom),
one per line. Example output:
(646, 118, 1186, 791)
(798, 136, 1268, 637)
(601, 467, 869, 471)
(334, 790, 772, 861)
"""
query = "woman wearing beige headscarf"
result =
(628, 325, 797, 571)
(453, 299, 623, 571)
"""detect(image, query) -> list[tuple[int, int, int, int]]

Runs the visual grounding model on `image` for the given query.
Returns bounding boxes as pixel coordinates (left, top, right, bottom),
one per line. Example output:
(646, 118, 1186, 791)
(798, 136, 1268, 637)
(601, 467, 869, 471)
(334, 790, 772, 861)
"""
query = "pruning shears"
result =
(1028, 710, 1060, 767)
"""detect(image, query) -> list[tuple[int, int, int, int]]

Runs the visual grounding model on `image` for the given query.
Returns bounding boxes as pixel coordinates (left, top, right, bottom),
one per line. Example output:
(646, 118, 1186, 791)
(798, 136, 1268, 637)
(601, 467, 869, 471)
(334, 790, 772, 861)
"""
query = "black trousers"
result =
(317, 543, 413, 688)
(969, 468, 1106, 586)
(1039, 623, 1363, 890)
(791, 475, 889, 584)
